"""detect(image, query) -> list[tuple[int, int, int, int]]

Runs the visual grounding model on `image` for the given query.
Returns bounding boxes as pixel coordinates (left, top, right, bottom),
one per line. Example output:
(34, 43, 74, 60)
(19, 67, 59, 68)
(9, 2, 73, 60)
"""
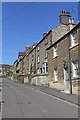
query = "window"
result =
(54, 68, 58, 81)
(32, 51, 34, 57)
(37, 46, 40, 51)
(71, 30, 78, 47)
(32, 59, 34, 66)
(53, 45, 58, 58)
(37, 55, 40, 63)
(46, 62, 48, 73)
(42, 61, 48, 74)
(45, 50, 48, 58)
(37, 68, 40, 74)
(72, 61, 79, 78)
(40, 68, 42, 74)
(43, 67, 45, 73)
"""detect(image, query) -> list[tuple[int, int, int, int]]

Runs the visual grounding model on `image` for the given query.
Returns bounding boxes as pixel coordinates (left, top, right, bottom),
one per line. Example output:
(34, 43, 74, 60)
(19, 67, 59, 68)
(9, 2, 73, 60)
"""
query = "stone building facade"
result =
(13, 44, 36, 75)
(47, 23, 80, 94)
(35, 31, 52, 75)
(0, 64, 12, 76)
(25, 10, 75, 76)
(34, 11, 75, 75)
(13, 10, 80, 94)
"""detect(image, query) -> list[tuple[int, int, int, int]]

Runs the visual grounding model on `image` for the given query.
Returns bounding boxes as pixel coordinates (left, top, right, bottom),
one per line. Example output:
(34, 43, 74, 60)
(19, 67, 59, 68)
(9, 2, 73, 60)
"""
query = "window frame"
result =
(37, 55, 40, 63)
(37, 68, 40, 74)
(53, 45, 58, 58)
(37, 46, 40, 51)
(54, 68, 58, 81)
(72, 60, 79, 78)
(46, 62, 48, 73)
(70, 30, 78, 48)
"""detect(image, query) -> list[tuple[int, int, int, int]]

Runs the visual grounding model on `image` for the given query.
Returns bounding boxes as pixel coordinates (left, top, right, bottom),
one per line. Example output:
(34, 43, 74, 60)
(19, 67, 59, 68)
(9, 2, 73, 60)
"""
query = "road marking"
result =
(25, 85, 79, 108)
(35, 89, 79, 108)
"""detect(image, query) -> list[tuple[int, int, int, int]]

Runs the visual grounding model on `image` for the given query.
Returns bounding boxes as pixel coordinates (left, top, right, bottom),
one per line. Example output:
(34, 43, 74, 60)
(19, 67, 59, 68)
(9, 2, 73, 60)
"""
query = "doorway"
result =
(64, 67, 70, 93)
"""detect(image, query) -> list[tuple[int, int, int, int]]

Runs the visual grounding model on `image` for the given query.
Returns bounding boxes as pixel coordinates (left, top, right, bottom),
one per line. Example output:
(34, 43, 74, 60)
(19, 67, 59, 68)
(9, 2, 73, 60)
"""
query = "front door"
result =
(65, 68, 69, 89)
(64, 67, 69, 90)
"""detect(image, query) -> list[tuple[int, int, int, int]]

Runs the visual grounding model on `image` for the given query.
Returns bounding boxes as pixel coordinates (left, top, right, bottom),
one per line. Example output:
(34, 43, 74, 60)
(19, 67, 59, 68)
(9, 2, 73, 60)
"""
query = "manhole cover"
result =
(0, 101, 5, 103)
(28, 102, 32, 104)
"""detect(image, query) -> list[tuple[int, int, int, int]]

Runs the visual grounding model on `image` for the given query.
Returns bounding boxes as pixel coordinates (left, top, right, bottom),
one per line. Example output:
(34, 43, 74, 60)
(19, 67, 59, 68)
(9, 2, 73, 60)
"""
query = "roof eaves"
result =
(26, 30, 52, 56)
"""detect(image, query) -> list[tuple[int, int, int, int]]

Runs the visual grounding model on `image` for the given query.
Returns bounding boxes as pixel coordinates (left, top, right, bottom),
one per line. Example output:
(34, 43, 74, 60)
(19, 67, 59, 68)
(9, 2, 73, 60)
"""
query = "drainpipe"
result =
(45, 62, 46, 74)
(68, 35, 72, 94)
(35, 48, 36, 74)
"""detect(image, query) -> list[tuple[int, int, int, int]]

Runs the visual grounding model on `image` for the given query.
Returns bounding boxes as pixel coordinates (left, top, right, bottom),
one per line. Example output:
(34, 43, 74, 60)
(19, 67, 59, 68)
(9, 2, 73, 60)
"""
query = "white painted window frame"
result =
(72, 61, 79, 78)
(54, 68, 58, 81)
(70, 30, 78, 48)
(53, 45, 58, 58)
(37, 68, 40, 74)
(37, 46, 40, 51)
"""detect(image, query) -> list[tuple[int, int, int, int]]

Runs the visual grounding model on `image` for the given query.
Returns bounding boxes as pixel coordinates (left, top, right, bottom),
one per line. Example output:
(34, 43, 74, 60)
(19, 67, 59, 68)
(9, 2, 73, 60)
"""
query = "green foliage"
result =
(31, 73, 49, 78)
(16, 74, 27, 83)
(41, 83, 49, 86)
(6, 71, 13, 76)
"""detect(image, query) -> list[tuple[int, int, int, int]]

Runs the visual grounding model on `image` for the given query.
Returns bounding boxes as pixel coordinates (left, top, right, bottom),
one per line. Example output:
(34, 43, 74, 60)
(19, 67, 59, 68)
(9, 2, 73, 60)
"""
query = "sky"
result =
(0, 2, 2, 64)
(2, 2, 79, 65)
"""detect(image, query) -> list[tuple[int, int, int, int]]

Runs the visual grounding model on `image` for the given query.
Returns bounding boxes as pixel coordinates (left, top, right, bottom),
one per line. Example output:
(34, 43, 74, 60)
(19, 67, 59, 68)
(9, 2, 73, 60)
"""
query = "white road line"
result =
(35, 90, 79, 108)
(23, 85, 79, 108)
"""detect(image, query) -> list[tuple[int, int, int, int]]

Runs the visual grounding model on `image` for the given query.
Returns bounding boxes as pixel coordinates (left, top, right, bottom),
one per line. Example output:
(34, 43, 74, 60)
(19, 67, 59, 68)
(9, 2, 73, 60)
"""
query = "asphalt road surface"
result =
(0, 78, 2, 119)
(2, 78, 79, 118)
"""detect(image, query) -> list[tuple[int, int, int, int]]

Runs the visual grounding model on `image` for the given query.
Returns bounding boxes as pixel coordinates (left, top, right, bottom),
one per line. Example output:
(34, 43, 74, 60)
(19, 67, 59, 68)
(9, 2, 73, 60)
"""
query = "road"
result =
(2, 78, 79, 118)
(0, 78, 2, 119)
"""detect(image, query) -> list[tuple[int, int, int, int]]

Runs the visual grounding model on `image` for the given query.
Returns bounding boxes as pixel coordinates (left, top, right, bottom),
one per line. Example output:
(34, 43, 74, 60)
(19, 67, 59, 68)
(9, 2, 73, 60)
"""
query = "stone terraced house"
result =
(47, 22, 80, 94)
(13, 10, 80, 94)
(24, 10, 76, 85)
(0, 64, 12, 77)
(25, 11, 75, 75)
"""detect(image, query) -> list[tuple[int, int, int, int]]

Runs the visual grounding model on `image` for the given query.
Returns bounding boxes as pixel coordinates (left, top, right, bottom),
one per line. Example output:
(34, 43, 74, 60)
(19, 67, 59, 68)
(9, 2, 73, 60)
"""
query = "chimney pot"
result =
(69, 18, 74, 24)
(71, 18, 74, 24)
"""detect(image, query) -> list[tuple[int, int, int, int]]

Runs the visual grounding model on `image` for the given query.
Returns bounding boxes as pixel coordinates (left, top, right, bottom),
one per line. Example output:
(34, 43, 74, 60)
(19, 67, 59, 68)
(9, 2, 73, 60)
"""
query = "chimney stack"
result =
(59, 10, 71, 25)
(25, 45, 32, 54)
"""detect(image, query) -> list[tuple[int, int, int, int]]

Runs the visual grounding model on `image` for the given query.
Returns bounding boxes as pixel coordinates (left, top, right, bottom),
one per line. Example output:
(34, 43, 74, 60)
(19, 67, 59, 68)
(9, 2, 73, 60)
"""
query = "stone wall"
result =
(24, 76, 29, 83)
(72, 78, 80, 95)
(48, 36, 69, 83)
(31, 75, 49, 86)
(47, 26, 79, 94)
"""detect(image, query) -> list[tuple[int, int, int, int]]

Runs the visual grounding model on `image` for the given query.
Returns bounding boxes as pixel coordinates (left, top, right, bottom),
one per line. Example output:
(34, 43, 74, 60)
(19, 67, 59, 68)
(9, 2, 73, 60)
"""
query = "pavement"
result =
(21, 83, 80, 106)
